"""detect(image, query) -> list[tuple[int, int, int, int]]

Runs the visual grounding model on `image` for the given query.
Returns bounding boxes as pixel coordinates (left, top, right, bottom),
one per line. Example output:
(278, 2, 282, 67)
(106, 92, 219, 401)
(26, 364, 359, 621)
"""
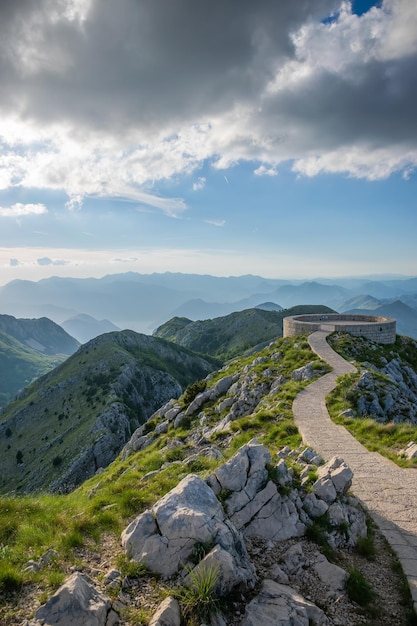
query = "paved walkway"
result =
(292, 329, 417, 611)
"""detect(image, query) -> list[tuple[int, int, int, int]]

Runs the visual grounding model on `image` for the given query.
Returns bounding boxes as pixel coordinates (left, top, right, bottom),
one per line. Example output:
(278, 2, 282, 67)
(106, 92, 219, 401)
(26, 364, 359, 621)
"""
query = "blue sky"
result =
(0, 0, 416, 285)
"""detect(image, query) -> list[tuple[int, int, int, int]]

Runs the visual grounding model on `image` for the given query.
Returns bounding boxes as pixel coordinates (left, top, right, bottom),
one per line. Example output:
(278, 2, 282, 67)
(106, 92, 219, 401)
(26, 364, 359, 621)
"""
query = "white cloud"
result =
(0, 203, 48, 217)
(254, 165, 278, 177)
(0, 0, 415, 197)
(37, 256, 69, 266)
(193, 177, 206, 191)
(205, 219, 225, 227)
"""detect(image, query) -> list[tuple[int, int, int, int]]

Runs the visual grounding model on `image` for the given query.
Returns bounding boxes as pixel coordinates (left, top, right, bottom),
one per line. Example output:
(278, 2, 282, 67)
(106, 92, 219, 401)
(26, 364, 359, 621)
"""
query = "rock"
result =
(312, 476, 337, 504)
(239, 579, 329, 626)
(313, 555, 347, 592)
(121, 474, 256, 588)
(207, 439, 271, 504)
(28, 572, 118, 626)
(280, 543, 308, 576)
(401, 441, 417, 459)
(313, 457, 353, 502)
(149, 597, 181, 626)
(325, 501, 367, 549)
(302, 493, 328, 519)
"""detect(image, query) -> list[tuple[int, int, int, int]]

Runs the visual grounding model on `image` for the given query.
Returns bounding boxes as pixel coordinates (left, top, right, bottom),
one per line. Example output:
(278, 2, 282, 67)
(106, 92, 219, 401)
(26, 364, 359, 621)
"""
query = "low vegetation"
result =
(327, 332, 417, 466)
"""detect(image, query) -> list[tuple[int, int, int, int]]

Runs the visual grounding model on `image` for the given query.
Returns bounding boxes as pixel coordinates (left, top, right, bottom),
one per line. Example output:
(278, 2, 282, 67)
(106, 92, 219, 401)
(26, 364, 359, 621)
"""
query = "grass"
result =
(345, 566, 375, 606)
(175, 563, 220, 625)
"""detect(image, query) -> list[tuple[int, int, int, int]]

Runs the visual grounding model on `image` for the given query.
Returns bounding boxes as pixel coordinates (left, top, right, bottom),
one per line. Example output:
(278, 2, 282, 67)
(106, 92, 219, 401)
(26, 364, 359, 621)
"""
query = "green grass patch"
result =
(346, 567, 375, 606)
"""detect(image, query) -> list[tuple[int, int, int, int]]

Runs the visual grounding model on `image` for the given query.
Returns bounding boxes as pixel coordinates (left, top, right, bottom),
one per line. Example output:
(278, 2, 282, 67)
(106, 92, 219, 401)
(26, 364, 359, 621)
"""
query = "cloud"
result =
(205, 219, 225, 227)
(254, 165, 278, 177)
(0, 0, 415, 200)
(37, 257, 69, 266)
(192, 177, 206, 191)
(113, 256, 139, 263)
(0, 203, 48, 217)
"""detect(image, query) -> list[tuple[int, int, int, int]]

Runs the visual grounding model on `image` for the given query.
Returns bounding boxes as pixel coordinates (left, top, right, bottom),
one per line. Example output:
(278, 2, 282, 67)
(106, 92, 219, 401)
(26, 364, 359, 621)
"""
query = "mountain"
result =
(254, 301, 283, 311)
(0, 314, 79, 355)
(272, 281, 349, 309)
(344, 300, 417, 339)
(0, 330, 68, 408)
(338, 294, 383, 312)
(61, 314, 120, 344)
(0, 330, 218, 495)
(153, 305, 335, 360)
(1, 272, 416, 334)
(0, 315, 79, 408)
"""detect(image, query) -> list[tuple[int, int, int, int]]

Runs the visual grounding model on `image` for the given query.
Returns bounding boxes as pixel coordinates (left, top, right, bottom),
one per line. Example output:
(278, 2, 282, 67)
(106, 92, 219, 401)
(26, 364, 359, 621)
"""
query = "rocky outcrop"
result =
(27, 572, 118, 626)
(240, 579, 329, 626)
(119, 439, 366, 624)
(121, 473, 256, 589)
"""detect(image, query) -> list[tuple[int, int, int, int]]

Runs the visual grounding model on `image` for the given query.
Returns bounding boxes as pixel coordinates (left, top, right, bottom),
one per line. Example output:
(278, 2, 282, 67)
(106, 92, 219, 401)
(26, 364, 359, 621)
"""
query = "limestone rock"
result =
(28, 572, 118, 626)
(239, 579, 329, 626)
(149, 597, 181, 626)
(401, 441, 417, 459)
(313, 555, 347, 592)
(313, 456, 352, 503)
(121, 474, 256, 588)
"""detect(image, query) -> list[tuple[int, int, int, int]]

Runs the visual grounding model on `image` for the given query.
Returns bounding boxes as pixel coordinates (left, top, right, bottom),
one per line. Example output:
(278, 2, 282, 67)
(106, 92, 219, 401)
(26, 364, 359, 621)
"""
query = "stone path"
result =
(292, 329, 417, 612)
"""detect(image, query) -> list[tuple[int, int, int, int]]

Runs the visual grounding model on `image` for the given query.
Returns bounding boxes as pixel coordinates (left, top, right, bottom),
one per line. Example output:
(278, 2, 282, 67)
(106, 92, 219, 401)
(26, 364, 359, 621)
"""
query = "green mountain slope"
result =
(153, 305, 335, 360)
(0, 330, 67, 407)
(0, 314, 79, 355)
(0, 330, 217, 495)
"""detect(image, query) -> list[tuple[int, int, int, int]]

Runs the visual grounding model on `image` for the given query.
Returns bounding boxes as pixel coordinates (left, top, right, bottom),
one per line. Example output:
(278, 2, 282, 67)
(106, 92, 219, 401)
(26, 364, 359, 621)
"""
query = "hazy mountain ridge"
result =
(1, 272, 416, 334)
(0, 330, 217, 495)
(61, 313, 120, 344)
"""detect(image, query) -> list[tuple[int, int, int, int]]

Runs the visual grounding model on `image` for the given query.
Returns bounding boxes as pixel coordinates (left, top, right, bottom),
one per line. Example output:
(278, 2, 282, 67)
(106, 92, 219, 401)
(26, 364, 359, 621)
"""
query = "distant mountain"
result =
(153, 305, 335, 360)
(0, 330, 217, 494)
(0, 330, 68, 408)
(0, 314, 79, 355)
(271, 282, 349, 309)
(339, 294, 383, 312)
(61, 314, 120, 344)
(344, 300, 417, 339)
(254, 302, 283, 311)
(1, 272, 416, 334)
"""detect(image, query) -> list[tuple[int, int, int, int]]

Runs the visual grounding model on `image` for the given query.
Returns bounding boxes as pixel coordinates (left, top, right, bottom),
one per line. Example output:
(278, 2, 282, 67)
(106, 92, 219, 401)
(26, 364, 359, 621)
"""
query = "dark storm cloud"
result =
(0, 0, 338, 131)
(0, 0, 415, 181)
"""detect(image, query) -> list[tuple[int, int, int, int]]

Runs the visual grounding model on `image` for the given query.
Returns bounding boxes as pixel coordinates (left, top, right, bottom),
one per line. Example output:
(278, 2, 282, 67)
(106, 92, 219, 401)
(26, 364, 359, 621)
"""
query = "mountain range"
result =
(1, 272, 417, 336)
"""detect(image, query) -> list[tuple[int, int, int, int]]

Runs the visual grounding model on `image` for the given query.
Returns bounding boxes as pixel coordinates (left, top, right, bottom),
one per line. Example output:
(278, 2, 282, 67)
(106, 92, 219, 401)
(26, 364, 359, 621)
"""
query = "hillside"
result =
(153, 305, 335, 360)
(0, 330, 67, 408)
(0, 314, 79, 355)
(1, 332, 417, 625)
(0, 330, 217, 495)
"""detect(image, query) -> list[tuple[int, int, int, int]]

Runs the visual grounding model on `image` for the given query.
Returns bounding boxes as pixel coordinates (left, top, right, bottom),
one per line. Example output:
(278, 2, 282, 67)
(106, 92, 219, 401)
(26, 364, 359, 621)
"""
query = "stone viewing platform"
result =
(283, 313, 396, 344)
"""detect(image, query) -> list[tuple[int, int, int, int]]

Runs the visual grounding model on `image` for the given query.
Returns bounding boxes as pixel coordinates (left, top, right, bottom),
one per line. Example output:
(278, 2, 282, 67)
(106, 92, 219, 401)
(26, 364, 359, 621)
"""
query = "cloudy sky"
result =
(0, 0, 416, 285)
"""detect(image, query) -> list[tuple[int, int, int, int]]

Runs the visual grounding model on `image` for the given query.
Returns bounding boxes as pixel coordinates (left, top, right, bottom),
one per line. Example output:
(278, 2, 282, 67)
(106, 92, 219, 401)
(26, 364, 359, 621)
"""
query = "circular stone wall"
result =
(283, 313, 396, 345)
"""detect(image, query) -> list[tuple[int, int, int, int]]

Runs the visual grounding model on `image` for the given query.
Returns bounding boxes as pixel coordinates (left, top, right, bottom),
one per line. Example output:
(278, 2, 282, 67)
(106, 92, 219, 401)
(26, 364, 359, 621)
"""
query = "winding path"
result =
(292, 329, 417, 612)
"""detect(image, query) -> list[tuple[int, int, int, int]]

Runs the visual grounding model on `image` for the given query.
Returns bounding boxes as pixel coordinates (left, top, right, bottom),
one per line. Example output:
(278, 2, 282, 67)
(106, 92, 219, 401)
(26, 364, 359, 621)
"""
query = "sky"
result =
(0, 0, 416, 285)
